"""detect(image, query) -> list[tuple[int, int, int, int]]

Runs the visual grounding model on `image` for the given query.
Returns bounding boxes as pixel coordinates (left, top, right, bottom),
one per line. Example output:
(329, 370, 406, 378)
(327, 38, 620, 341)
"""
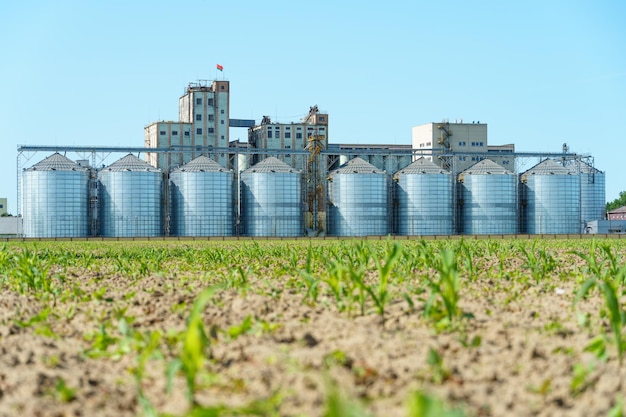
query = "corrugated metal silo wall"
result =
(240, 172, 303, 237)
(460, 174, 518, 234)
(580, 172, 606, 231)
(524, 174, 581, 234)
(98, 171, 163, 237)
(327, 173, 390, 236)
(170, 171, 234, 236)
(22, 169, 90, 238)
(396, 173, 454, 235)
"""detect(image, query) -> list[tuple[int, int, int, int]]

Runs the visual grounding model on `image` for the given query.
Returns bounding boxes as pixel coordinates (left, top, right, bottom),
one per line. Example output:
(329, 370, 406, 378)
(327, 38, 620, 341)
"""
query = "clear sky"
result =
(1, 1, 625, 215)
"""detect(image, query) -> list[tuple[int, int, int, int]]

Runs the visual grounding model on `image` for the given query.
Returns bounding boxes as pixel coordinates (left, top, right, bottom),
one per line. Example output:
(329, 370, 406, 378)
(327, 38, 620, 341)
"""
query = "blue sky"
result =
(1, 1, 625, 215)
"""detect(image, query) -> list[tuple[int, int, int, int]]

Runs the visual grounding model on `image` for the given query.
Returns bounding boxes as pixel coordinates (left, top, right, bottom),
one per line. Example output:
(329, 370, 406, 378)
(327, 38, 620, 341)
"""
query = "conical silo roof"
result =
(243, 157, 300, 173)
(393, 157, 449, 178)
(461, 159, 513, 175)
(329, 157, 386, 176)
(103, 154, 161, 172)
(522, 159, 572, 178)
(171, 155, 228, 173)
(25, 153, 86, 171)
(566, 160, 604, 174)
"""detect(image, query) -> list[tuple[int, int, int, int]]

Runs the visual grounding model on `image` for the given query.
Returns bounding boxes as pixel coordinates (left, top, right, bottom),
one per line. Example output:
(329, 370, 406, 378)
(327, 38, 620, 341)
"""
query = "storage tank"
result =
(21, 153, 90, 238)
(521, 159, 580, 234)
(98, 154, 162, 237)
(327, 157, 390, 236)
(394, 157, 453, 235)
(567, 160, 605, 232)
(169, 156, 234, 236)
(459, 159, 517, 235)
(240, 157, 303, 237)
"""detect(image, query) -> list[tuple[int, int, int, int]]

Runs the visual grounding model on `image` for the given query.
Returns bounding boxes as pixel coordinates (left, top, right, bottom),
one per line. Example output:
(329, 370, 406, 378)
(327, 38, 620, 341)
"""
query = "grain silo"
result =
(567, 160, 605, 232)
(459, 159, 517, 235)
(98, 154, 162, 237)
(21, 153, 90, 238)
(327, 157, 390, 236)
(521, 159, 580, 234)
(169, 156, 234, 236)
(240, 157, 303, 237)
(394, 157, 453, 235)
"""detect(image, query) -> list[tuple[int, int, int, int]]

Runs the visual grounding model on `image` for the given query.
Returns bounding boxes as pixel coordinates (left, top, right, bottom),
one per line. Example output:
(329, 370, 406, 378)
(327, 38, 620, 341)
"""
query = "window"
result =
(208, 114, 214, 121)
(208, 128, 214, 133)
(307, 127, 313, 131)
(319, 127, 325, 131)
(220, 120, 224, 124)
(319, 116, 325, 121)
(208, 98, 214, 106)
(285, 132, 291, 138)
(172, 131, 178, 136)
(184, 131, 190, 137)
(221, 85, 224, 90)
(503, 160, 510, 165)
(220, 109, 224, 114)
(285, 145, 291, 149)
(296, 127, 302, 130)
(296, 133, 302, 139)
(285, 126, 291, 130)
(196, 98, 202, 105)
(459, 141, 466, 146)
(196, 114, 202, 121)
(160, 131, 166, 135)
(268, 130, 272, 138)
(221, 135, 224, 139)
(196, 128, 202, 135)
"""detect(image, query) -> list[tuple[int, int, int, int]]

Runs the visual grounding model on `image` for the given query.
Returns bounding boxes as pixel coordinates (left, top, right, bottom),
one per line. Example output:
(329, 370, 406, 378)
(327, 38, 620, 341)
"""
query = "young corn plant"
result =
(364, 242, 402, 320)
(575, 242, 626, 365)
(424, 249, 462, 327)
(168, 285, 220, 406)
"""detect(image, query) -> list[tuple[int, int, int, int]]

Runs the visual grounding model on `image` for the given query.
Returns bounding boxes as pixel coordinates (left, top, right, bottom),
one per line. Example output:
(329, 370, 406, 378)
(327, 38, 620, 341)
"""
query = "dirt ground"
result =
(0, 243, 625, 417)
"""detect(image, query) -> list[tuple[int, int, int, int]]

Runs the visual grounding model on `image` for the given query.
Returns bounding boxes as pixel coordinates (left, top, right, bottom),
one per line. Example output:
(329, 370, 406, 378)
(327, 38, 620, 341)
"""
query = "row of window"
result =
(457, 141, 484, 146)
(195, 98, 215, 106)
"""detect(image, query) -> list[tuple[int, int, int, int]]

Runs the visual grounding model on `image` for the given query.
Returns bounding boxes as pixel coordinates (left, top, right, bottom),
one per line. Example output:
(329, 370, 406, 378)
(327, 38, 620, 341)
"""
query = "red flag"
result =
(216, 64, 223, 71)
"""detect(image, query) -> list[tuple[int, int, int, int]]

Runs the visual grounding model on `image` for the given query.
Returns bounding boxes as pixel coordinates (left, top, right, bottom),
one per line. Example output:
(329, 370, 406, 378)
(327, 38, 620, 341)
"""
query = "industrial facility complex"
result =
(15, 79, 608, 238)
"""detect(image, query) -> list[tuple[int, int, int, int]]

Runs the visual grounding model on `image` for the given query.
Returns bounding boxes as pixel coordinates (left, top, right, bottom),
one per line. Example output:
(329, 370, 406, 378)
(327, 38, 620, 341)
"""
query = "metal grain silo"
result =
(394, 157, 453, 235)
(240, 157, 303, 237)
(568, 160, 605, 232)
(521, 159, 580, 234)
(21, 153, 90, 238)
(327, 157, 390, 236)
(459, 159, 517, 235)
(98, 154, 162, 237)
(169, 156, 233, 236)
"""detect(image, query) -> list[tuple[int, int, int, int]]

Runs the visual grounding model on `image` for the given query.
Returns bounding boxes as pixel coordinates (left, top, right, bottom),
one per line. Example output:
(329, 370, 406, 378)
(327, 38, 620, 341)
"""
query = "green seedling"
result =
(426, 347, 450, 384)
(570, 361, 596, 396)
(424, 249, 462, 326)
(52, 377, 77, 403)
(168, 285, 220, 405)
(406, 390, 465, 417)
(367, 242, 402, 319)
(577, 277, 626, 364)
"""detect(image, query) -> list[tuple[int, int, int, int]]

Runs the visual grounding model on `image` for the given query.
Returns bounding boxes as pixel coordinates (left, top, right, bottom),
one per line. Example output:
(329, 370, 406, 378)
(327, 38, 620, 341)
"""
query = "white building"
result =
(412, 121, 514, 172)
(145, 80, 230, 170)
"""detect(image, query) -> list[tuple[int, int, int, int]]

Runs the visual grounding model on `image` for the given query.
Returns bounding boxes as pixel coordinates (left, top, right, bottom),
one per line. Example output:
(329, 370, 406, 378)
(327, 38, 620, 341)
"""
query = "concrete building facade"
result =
(145, 80, 230, 171)
(412, 121, 514, 172)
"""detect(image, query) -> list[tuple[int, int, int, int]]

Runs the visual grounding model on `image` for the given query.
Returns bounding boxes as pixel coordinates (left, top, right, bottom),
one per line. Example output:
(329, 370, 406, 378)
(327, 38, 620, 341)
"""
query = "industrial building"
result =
(15, 78, 609, 238)
(412, 121, 515, 171)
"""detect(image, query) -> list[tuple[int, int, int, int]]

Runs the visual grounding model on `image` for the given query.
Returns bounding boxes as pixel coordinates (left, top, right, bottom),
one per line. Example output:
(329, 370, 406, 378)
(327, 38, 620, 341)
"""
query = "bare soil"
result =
(0, 243, 624, 417)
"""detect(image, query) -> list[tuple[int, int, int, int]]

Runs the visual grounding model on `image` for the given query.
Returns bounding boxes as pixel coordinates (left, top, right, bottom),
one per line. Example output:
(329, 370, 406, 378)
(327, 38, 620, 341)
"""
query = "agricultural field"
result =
(1, 237, 626, 417)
